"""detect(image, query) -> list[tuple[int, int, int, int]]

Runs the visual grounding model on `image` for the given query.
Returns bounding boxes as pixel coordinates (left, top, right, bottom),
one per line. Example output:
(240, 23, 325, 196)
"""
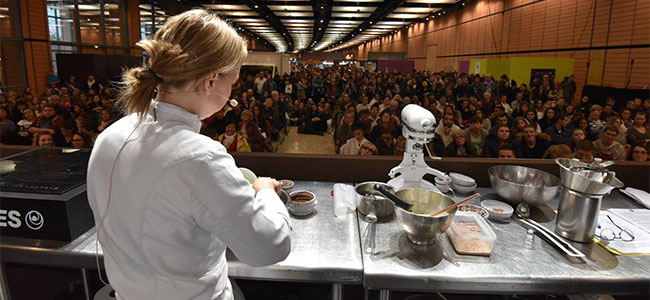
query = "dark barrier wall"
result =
(582, 86, 650, 110)
(56, 54, 142, 88)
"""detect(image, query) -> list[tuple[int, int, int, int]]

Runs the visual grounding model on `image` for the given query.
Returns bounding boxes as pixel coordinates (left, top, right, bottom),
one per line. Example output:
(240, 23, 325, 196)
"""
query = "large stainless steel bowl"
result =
(488, 165, 560, 207)
(355, 182, 396, 222)
(394, 189, 456, 245)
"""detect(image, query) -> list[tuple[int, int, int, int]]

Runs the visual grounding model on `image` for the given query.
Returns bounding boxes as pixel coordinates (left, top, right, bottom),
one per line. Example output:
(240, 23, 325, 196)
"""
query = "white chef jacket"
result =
(87, 101, 291, 300)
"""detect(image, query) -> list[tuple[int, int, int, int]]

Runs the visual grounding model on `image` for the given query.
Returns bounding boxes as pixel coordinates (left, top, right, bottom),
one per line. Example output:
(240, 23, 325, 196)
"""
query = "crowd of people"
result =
(1, 66, 649, 162)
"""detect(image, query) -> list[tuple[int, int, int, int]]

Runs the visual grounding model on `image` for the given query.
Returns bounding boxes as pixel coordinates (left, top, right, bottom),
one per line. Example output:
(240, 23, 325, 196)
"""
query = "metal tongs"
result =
(516, 204, 585, 258)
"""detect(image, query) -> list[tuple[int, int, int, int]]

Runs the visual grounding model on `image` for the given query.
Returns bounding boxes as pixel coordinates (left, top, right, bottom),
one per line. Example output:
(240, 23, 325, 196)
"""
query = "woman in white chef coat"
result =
(87, 9, 291, 300)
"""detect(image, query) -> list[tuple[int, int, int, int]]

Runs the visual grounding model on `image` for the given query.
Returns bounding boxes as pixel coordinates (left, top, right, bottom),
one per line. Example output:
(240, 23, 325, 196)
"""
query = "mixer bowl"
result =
(488, 165, 560, 207)
(394, 189, 456, 245)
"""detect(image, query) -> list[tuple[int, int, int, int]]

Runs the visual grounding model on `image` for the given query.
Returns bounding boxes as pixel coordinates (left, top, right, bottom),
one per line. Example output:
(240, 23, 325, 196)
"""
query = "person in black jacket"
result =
(517, 125, 551, 158)
(482, 124, 518, 158)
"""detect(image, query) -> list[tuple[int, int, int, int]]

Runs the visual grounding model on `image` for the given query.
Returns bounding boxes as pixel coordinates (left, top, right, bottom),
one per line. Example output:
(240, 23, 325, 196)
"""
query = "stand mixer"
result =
(388, 104, 450, 192)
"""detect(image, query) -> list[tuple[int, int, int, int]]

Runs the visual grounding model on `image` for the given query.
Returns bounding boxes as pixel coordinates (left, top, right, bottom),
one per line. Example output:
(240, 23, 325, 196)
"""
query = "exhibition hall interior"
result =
(0, 0, 649, 300)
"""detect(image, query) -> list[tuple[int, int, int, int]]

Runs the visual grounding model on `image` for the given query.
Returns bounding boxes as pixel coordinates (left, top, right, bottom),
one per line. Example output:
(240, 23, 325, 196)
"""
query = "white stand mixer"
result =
(387, 104, 450, 191)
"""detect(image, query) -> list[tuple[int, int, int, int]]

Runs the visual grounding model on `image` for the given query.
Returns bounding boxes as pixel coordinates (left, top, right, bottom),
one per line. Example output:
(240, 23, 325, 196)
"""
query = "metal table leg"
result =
(0, 263, 11, 300)
(331, 283, 343, 300)
(379, 289, 391, 300)
(81, 268, 91, 300)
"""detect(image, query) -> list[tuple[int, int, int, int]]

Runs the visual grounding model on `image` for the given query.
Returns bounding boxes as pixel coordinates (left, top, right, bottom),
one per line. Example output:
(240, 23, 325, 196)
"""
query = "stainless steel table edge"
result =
(363, 273, 650, 295)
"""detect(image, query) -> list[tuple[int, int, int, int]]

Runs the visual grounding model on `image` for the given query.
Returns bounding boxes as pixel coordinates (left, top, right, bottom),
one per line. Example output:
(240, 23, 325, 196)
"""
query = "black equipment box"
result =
(0, 148, 94, 242)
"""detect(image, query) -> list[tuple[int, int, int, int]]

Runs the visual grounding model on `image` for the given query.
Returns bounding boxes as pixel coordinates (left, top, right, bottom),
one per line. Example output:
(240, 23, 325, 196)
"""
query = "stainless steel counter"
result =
(2, 182, 649, 297)
(360, 187, 650, 296)
(0, 181, 363, 286)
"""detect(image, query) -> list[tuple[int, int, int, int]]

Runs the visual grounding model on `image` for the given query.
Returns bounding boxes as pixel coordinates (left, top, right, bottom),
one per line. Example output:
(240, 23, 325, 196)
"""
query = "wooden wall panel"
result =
(352, 0, 648, 91)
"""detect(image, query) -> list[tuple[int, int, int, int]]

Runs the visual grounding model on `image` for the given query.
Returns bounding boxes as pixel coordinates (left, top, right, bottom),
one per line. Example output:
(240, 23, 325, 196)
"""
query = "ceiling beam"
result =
(327, 0, 406, 51)
(306, 0, 333, 52)
(239, 0, 295, 51)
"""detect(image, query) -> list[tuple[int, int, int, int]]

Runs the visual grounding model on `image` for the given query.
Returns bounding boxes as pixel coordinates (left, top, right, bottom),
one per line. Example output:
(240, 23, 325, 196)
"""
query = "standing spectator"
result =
(82, 75, 102, 94)
(65, 75, 78, 92)
(576, 96, 591, 115)
(560, 75, 576, 102)
(296, 79, 307, 100)
(254, 73, 267, 99)
(593, 126, 626, 160)
(47, 70, 60, 88)
(518, 125, 551, 158)
(627, 111, 649, 148)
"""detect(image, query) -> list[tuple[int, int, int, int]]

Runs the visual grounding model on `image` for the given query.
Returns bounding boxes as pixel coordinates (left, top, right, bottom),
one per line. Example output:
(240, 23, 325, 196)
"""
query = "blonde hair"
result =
(118, 9, 248, 119)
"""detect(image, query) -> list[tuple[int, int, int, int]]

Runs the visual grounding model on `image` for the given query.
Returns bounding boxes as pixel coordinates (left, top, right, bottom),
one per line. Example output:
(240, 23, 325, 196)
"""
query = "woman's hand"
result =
(253, 177, 282, 195)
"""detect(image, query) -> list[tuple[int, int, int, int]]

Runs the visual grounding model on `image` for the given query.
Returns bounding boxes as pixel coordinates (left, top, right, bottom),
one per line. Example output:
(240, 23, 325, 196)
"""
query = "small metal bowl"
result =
(394, 189, 457, 245)
(488, 165, 560, 207)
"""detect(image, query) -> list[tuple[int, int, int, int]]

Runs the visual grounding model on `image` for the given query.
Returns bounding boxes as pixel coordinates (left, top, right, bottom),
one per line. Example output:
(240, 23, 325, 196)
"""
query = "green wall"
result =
(469, 57, 574, 87)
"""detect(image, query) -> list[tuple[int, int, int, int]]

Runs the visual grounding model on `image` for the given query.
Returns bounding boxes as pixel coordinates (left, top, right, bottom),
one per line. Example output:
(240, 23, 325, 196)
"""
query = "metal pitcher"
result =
(554, 159, 624, 243)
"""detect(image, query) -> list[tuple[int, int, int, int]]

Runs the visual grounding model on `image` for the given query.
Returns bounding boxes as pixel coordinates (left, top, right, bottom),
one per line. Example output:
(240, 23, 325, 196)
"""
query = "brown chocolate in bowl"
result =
(291, 192, 313, 203)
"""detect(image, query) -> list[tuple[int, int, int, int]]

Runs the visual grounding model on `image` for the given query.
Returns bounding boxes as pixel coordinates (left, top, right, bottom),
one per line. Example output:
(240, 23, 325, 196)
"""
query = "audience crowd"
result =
(1, 67, 649, 163)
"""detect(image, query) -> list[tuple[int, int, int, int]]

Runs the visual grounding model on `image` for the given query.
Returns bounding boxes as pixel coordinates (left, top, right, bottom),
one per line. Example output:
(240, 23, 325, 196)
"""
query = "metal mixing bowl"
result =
(394, 189, 456, 245)
(488, 165, 560, 207)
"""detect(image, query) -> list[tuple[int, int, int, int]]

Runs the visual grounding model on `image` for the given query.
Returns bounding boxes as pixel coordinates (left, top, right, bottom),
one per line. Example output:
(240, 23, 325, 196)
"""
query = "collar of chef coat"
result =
(152, 100, 202, 133)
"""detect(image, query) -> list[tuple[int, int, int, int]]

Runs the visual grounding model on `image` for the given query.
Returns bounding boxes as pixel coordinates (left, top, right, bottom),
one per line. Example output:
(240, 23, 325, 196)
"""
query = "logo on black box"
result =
(0, 209, 44, 230)
(25, 210, 44, 230)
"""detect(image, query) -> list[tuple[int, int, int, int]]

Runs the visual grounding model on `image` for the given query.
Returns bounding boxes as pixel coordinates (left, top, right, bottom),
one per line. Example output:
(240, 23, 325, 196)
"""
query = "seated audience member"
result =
(301, 103, 329, 135)
(518, 125, 551, 158)
(239, 110, 269, 152)
(335, 111, 355, 152)
(394, 136, 406, 157)
(435, 112, 462, 147)
(566, 128, 586, 151)
(498, 145, 516, 159)
(71, 132, 92, 148)
(57, 120, 76, 147)
(544, 113, 572, 145)
(483, 125, 518, 158)
(33, 132, 55, 147)
(30, 104, 62, 136)
(0, 107, 16, 135)
(217, 123, 251, 152)
(542, 144, 573, 159)
(340, 124, 369, 155)
(206, 109, 229, 135)
(97, 109, 115, 132)
(631, 144, 649, 162)
(587, 105, 605, 140)
(465, 116, 488, 155)
(627, 111, 649, 148)
(359, 141, 378, 156)
(374, 128, 395, 155)
(573, 140, 595, 163)
(605, 116, 627, 145)
(593, 126, 626, 160)
(538, 108, 556, 132)
(511, 116, 529, 139)
(446, 130, 477, 157)
(425, 135, 447, 157)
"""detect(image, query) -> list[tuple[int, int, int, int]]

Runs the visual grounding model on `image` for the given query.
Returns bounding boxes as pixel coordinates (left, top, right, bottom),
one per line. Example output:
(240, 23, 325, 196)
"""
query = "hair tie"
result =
(147, 67, 164, 84)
